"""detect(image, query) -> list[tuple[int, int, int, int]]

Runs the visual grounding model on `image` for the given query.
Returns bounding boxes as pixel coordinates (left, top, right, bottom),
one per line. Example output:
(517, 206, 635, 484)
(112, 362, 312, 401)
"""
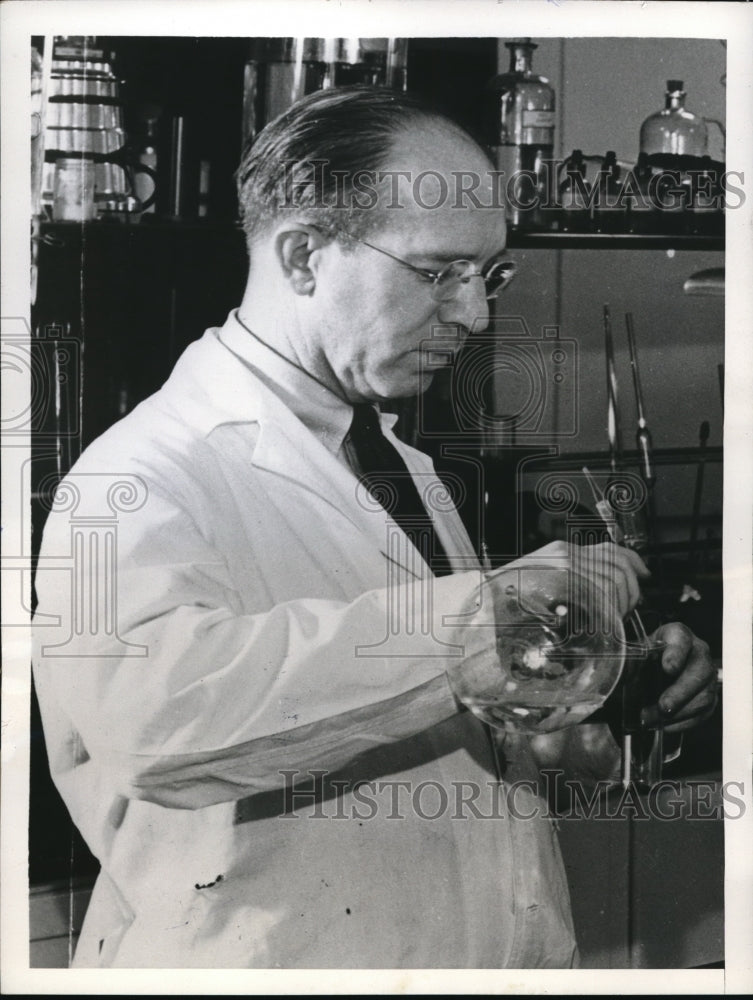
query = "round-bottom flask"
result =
(447, 564, 626, 735)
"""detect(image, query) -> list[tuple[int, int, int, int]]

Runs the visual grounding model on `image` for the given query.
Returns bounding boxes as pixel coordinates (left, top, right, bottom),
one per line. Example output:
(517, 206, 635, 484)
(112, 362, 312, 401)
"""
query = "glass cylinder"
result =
(31, 45, 45, 217)
(619, 638, 668, 789)
(52, 156, 96, 221)
(241, 38, 408, 146)
(42, 37, 131, 218)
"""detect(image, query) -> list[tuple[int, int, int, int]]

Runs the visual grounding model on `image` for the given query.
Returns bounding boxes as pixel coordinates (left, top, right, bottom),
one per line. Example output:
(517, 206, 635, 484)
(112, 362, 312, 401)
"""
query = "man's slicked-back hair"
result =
(235, 85, 462, 251)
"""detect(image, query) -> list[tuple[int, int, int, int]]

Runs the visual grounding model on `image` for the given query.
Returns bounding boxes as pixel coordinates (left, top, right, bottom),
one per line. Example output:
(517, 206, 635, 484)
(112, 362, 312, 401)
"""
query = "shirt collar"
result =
(217, 310, 400, 448)
(218, 310, 355, 457)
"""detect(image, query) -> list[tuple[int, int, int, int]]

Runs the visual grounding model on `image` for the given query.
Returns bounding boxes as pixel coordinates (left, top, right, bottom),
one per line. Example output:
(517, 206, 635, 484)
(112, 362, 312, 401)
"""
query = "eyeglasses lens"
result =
(434, 259, 516, 301)
(484, 260, 516, 299)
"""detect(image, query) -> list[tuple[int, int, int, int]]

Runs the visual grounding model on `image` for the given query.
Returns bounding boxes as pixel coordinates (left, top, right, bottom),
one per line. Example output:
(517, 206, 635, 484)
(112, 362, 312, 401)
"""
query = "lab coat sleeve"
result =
(33, 479, 498, 809)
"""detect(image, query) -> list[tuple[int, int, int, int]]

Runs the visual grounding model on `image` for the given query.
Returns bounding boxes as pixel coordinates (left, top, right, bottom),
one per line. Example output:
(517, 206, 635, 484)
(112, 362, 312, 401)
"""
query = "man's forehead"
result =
(386, 119, 493, 173)
(365, 122, 505, 246)
(366, 129, 506, 256)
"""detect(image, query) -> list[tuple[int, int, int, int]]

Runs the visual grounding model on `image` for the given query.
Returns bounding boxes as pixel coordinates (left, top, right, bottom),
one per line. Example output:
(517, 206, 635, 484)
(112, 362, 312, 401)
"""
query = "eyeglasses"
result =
(340, 232, 517, 302)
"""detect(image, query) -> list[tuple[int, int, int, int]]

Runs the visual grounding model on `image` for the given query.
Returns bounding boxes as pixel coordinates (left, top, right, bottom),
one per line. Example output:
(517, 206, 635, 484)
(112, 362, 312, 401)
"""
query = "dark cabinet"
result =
(34, 220, 248, 449)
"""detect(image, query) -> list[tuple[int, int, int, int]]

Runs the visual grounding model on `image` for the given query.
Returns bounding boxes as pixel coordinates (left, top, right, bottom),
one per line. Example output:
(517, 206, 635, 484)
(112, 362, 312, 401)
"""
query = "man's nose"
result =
(437, 276, 491, 333)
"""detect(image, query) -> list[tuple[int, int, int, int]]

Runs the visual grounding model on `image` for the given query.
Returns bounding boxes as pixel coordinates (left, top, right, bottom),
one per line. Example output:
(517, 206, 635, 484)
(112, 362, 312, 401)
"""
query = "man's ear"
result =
(274, 225, 330, 295)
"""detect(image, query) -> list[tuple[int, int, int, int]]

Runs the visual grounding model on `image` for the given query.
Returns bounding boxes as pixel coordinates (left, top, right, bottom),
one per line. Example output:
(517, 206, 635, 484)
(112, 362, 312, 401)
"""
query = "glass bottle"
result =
(626, 152, 655, 234)
(592, 150, 622, 233)
(689, 155, 723, 236)
(640, 80, 708, 158)
(488, 39, 556, 230)
(134, 112, 158, 214)
(558, 149, 589, 232)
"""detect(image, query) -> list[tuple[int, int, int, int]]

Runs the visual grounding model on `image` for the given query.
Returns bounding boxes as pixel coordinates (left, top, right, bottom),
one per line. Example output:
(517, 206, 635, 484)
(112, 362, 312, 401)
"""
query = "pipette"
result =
(581, 466, 649, 646)
(603, 306, 622, 475)
(583, 464, 663, 789)
(625, 312, 655, 488)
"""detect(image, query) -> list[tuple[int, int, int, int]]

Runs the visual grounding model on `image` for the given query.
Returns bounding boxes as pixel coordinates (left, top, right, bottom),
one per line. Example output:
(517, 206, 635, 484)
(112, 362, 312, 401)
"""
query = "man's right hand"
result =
(501, 540, 650, 620)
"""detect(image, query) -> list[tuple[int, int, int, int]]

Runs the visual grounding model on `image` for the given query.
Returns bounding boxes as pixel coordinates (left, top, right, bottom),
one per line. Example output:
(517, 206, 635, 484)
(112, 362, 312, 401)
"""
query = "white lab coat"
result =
(33, 322, 577, 968)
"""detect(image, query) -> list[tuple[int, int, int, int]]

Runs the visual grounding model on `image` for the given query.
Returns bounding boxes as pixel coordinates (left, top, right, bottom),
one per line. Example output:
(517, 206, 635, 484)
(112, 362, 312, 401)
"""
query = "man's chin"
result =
(386, 369, 437, 400)
(353, 367, 438, 404)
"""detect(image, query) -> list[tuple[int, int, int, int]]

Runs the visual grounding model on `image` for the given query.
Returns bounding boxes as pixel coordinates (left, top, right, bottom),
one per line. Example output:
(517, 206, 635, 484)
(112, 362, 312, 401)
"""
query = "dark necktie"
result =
(348, 404, 452, 576)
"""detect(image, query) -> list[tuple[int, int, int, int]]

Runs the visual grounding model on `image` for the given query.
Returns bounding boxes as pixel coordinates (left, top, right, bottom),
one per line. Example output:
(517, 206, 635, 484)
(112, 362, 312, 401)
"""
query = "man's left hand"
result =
(529, 622, 718, 781)
(641, 622, 718, 731)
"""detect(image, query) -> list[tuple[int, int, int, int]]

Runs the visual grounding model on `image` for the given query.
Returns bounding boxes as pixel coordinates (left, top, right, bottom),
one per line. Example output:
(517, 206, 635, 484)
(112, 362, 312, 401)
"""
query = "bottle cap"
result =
(667, 79, 684, 92)
(505, 38, 537, 52)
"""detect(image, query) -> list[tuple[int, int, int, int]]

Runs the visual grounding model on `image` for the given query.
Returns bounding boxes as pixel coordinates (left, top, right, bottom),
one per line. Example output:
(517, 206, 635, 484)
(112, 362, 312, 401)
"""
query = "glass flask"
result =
(640, 80, 708, 158)
(447, 564, 626, 735)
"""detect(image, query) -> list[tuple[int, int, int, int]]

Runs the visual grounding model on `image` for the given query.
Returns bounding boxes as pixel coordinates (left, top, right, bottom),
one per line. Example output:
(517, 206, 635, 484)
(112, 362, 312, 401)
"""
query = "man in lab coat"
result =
(32, 86, 716, 968)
